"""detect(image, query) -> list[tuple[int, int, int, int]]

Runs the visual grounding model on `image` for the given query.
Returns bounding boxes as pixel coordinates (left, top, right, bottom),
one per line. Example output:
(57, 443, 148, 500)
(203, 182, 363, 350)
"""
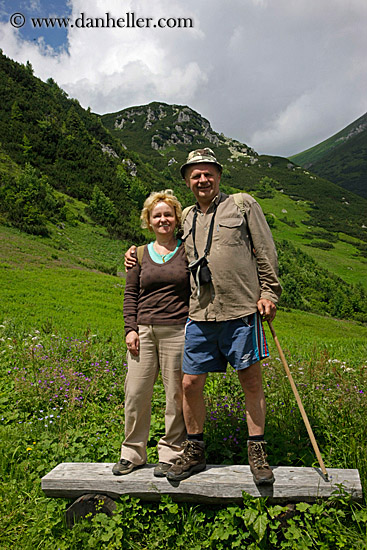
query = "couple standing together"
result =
(113, 148, 282, 485)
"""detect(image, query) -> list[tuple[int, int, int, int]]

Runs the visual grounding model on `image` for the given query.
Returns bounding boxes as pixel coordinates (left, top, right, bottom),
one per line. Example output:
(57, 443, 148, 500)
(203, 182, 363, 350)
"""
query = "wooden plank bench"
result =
(41, 463, 363, 526)
(42, 462, 362, 504)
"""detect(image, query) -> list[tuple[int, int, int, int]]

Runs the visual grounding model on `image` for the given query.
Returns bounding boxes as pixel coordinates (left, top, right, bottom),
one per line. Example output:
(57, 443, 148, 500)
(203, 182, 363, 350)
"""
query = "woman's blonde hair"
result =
(140, 189, 182, 230)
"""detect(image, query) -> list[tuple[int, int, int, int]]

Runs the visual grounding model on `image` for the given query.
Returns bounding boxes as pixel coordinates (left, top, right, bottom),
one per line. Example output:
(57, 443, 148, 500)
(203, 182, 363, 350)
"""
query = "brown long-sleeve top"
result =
(123, 242, 190, 336)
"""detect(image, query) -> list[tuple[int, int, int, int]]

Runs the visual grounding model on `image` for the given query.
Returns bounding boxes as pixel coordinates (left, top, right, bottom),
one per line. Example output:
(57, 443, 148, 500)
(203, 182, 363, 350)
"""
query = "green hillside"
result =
(289, 112, 367, 198)
(0, 50, 366, 323)
(0, 50, 169, 242)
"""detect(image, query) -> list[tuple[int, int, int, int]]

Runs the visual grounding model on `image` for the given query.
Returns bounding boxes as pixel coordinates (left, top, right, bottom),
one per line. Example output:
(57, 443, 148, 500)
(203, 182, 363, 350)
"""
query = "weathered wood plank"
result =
(41, 463, 363, 504)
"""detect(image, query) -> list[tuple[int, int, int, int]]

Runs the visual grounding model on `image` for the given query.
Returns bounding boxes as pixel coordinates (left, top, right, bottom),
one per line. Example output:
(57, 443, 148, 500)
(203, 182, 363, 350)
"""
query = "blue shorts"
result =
(182, 313, 269, 375)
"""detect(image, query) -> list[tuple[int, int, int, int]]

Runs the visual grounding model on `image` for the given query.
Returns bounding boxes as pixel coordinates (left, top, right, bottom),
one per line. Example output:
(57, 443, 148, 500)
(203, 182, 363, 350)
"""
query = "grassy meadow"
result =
(256, 190, 367, 290)
(1, 221, 367, 549)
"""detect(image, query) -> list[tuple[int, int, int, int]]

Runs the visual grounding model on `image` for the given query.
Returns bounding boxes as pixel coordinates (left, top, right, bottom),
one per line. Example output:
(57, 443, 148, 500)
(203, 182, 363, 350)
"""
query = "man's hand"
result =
(257, 299, 276, 322)
(124, 245, 137, 271)
(126, 330, 139, 356)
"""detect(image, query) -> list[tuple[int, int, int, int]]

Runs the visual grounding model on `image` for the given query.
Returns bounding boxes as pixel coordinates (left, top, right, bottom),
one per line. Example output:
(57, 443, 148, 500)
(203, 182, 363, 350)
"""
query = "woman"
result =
(112, 190, 190, 478)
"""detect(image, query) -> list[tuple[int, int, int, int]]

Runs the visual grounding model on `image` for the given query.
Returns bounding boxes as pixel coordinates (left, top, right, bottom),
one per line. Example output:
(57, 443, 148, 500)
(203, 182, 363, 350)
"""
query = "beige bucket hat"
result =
(180, 148, 223, 178)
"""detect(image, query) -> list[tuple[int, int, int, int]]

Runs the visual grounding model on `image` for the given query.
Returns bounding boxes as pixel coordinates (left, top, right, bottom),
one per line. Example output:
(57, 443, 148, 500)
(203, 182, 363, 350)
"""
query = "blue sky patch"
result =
(0, 0, 70, 51)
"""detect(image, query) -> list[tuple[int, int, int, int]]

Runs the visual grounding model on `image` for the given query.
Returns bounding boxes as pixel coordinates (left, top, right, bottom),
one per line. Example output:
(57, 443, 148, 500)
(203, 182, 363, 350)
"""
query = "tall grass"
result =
(0, 309, 366, 548)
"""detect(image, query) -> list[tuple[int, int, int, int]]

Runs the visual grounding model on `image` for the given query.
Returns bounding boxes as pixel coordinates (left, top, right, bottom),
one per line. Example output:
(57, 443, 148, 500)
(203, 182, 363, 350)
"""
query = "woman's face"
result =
(149, 201, 177, 238)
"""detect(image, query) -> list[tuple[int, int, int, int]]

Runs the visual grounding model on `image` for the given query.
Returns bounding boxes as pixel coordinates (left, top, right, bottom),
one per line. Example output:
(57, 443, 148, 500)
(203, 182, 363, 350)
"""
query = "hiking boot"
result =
(112, 459, 141, 476)
(166, 440, 206, 481)
(153, 462, 173, 478)
(247, 440, 274, 485)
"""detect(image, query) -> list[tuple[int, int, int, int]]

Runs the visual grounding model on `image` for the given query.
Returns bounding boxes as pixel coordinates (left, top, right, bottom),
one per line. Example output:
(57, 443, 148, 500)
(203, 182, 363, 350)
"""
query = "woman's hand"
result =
(126, 330, 139, 356)
(124, 246, 137, 271)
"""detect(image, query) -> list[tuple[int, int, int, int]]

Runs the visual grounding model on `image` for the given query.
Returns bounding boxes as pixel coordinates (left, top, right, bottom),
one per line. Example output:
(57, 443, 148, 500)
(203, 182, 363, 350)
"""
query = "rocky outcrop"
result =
(100, 143, 119, 158)
(122, 159, 137, 177)
(114, 117, 125, 129)
(177, 108, 191, 123)
(111, 102, 258, 163)
(114, 108, 146, 129)
(336, 120, 367, 144)
(144, 106, 157, 130)
(222, 137, 257, 162)
(113, 103, 227, 151)
(151, 132, 193, 150)
(202, 121, 220, 146)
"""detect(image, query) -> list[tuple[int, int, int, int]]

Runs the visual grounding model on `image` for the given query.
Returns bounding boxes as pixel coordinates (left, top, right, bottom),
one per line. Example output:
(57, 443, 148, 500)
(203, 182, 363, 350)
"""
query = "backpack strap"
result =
(178, 204, 195, 239)
(232, 192, 246, 216)
(231, 193, 255, 254)
(181, 205, 195, 228)
(136, 245, 145, 266)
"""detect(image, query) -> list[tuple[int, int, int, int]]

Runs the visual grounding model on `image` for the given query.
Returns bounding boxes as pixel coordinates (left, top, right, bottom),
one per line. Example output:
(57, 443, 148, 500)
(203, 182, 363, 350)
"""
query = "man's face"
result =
(185, 163, 221, 207)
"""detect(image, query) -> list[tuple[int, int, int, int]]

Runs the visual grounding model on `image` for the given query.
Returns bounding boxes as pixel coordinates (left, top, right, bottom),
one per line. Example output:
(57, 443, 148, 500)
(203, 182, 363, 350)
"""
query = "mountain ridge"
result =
(100, 101, 367, 242)
(289, 112, 367, 198)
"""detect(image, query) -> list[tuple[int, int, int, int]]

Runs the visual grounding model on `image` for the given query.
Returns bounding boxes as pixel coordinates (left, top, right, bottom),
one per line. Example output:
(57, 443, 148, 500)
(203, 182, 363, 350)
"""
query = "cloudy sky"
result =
(1, 0, 366, 157)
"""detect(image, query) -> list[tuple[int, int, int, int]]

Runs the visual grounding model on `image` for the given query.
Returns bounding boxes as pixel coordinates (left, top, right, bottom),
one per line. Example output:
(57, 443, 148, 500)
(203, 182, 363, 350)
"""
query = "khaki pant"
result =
(120, 324, 186, 465)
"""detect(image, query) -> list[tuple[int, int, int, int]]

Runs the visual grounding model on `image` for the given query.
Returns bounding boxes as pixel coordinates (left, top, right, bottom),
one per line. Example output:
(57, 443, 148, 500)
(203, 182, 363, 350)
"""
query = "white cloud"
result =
(251, 93, 324, 156)
(22, 0, 41, 12)
(0, 0, 367, 156)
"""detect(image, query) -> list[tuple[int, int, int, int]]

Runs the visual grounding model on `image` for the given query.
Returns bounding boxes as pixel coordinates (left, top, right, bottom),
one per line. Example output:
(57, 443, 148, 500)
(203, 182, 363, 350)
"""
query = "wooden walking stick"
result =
(267, 320, 328, 480)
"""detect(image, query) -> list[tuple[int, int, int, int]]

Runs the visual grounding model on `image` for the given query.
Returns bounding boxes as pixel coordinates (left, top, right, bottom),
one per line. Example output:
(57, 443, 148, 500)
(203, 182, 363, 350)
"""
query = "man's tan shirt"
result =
(182, 192, 282, 321)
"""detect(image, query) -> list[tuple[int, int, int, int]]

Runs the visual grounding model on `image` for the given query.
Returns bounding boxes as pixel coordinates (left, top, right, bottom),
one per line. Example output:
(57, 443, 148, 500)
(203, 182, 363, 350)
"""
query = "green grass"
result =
(0, 216, 130, 341)
(289, 135, 341, 167)
(0, 210, 128, 273)
(0, 263, 124, 339)
(0, 307, 366, 548)
(256, 191, 367, 288)
(269, 309, 367, 363)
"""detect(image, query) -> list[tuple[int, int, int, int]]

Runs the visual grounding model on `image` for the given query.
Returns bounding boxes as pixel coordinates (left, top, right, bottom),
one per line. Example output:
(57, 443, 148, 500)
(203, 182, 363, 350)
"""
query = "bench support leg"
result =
(66, 493, 116, 528)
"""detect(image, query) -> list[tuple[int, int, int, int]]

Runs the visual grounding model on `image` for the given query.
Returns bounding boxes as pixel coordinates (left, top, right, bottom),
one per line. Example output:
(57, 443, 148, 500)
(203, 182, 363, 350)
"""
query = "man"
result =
(125, 147, 282, 485)
(165, 148, 281, 484)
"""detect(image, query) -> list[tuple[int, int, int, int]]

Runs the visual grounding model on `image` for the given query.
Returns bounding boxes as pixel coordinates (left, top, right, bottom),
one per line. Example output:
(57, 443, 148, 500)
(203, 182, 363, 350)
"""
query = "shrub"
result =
(307, 240, 335, 250)
(277, 239, 367, 321)
(88, 185, 117, 225)
(0, 163, 66, 235)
